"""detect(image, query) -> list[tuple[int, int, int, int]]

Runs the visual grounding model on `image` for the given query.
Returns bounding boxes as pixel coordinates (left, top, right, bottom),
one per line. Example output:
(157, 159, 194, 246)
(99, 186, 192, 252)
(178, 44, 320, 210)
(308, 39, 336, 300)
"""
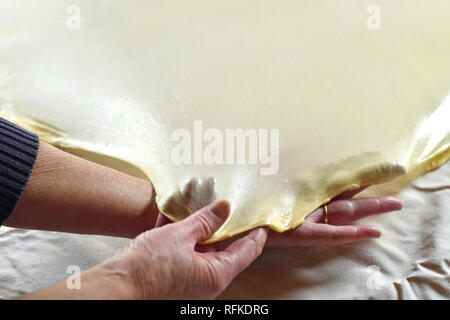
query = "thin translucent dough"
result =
(1, 0, 449, 242)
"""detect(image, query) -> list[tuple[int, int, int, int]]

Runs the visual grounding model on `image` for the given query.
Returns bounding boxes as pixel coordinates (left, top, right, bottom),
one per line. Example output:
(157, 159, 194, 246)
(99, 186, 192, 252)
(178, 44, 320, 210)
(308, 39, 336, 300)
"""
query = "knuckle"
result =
(374, 198, 381, 211)
(247, 237, 262, 258)
(354, 226, 361, 238)
(347, 201, 356, 216)
(337, 200, 354, 216)
(193, 213, 214, 237)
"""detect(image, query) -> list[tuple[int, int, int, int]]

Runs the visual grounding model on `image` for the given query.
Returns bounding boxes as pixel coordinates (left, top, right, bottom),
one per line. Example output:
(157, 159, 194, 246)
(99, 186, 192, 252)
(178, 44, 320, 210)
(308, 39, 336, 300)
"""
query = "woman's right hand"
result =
(102, 200, 267, 300)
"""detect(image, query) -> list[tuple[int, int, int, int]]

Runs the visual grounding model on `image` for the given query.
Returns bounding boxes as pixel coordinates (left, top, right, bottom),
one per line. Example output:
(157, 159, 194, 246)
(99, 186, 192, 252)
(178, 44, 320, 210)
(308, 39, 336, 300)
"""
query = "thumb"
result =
(179, 200, 230, 244)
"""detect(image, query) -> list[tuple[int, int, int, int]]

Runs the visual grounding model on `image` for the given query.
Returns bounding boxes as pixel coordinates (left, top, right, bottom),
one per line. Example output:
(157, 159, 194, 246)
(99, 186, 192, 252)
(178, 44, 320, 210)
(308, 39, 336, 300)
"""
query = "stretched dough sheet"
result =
(0, 0, 449, 242)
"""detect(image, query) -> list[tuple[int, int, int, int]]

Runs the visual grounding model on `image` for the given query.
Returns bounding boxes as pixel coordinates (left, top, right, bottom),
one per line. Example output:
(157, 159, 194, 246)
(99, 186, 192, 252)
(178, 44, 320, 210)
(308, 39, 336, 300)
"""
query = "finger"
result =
(307, 223, 382, 246)
(270, 223, 381, 247)
(155, 212, 173, 228)
(214, 227, 268, 281)
(332, 184, 372, 201)
(307, 197, 402, 224)
(178, 200, 230, 244)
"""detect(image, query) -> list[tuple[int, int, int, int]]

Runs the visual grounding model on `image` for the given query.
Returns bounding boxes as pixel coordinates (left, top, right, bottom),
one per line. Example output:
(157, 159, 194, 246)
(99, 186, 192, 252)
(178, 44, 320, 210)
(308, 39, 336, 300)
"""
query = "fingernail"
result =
(366, 226, 382, 238)
(209, 200, 230, 220)
(386, 197, 403, 210)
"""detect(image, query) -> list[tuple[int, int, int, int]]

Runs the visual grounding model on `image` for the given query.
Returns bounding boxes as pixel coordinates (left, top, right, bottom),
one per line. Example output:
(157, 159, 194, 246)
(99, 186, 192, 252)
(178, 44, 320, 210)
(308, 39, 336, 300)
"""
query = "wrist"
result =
(96, 259, 145, 300)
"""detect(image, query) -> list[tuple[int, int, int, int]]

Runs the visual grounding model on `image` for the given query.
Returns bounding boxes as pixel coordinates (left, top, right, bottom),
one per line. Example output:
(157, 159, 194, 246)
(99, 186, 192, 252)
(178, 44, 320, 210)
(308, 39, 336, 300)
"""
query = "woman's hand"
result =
(101, 200, 267, 300)
(153, 185, 402, 249)
(266, 186, 402, 247)
(20, 187, 400, 300)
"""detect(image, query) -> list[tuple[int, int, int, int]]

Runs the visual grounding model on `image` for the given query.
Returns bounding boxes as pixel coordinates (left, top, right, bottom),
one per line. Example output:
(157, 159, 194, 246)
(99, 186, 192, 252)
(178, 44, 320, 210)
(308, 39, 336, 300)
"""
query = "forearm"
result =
(4, 141, 159, 238)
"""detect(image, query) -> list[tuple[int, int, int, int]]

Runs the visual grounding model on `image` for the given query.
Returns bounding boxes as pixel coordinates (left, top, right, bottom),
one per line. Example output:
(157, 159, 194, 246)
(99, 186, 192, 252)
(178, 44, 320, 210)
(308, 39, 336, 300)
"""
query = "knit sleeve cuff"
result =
(0, 118, 39, 226)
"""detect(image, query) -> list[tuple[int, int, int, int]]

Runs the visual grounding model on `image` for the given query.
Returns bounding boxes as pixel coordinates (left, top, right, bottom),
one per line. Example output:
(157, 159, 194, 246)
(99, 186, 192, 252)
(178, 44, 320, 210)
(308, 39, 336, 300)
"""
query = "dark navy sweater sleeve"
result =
(0, 118, 39, 226)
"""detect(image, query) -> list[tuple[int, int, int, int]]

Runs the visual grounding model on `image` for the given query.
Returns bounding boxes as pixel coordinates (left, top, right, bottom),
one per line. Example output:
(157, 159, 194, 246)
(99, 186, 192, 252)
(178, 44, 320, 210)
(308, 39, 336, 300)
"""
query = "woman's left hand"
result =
(266, 186, 402, 247)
